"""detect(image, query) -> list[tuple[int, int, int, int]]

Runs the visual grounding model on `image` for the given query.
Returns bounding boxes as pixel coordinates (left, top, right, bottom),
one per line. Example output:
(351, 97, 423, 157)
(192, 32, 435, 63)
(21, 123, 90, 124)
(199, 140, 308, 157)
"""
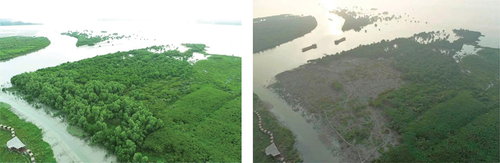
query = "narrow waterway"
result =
(0, 30, 117, 162)
(254, 86, 341, 162)
(0, 93, 116, 162)
(0, 21, 243, 162)
(253, 0, 499, 162)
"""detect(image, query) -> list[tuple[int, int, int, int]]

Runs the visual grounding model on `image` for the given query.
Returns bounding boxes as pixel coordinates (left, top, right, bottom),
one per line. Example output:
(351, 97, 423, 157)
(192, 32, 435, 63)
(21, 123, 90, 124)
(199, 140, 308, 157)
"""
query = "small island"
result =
(0, 21, 42, 26)
(61, 30, 131, 47)
(0, 36, 51, 61)
(330, 8, 403, 32)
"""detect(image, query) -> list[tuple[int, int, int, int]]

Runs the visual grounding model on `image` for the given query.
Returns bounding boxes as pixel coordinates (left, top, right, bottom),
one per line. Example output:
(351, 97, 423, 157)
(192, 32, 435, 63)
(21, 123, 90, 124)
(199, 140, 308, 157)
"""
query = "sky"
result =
(0, 0, 243, 24)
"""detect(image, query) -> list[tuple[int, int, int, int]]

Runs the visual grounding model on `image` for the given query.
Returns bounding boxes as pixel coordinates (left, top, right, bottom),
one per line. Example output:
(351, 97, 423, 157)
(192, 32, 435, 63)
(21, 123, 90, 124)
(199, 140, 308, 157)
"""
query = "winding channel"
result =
(0, 31, 119, 162)
(254, 0, 498, 162)
(1, 22, 244, 162)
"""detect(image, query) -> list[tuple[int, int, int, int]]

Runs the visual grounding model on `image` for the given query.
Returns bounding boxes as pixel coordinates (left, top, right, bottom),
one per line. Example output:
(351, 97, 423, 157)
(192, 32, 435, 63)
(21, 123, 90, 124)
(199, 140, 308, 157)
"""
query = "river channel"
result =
(0, 21, 243, 162)
(253, 0, 499, 162)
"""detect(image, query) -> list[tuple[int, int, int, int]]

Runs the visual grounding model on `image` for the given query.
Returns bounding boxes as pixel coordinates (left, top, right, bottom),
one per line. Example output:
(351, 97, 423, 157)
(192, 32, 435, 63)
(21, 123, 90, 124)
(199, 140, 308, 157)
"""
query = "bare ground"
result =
(269, 56, 403, 162)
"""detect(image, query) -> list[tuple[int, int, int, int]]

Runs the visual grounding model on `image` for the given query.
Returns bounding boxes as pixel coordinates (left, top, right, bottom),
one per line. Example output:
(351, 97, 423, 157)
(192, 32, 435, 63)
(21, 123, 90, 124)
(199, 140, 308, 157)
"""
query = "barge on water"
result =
(335, 37, 346, 45)
(302, 44, 317, 52)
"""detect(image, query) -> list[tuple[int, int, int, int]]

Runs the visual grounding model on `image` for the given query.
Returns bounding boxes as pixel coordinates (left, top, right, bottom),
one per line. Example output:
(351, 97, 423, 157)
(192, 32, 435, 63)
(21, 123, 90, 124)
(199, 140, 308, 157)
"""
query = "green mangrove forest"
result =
(9, 44, 241, 162)
(61, 30, 131, 47)
(0, 36, 50, 61)
(372, 30, 499, 162)
(253, 14, 317, 53)
(0, 102, 56, 162)
(273, 29, 499, 162)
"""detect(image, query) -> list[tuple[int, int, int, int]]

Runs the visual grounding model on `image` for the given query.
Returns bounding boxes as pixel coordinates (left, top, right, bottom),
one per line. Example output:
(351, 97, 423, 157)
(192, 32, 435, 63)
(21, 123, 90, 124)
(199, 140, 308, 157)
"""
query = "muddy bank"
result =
(270, 55, 401, 162)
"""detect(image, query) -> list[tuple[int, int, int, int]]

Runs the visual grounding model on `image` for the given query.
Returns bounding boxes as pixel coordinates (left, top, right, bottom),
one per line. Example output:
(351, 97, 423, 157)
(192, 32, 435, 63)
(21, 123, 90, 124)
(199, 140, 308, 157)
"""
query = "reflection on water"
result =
(0, 21, 243, 162)
(254, 0, 499, 162)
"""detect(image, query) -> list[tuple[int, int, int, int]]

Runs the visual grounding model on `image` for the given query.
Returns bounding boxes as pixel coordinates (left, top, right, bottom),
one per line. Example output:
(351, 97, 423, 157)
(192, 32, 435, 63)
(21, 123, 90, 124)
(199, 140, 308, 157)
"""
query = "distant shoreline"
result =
(0, 21, 42, 26)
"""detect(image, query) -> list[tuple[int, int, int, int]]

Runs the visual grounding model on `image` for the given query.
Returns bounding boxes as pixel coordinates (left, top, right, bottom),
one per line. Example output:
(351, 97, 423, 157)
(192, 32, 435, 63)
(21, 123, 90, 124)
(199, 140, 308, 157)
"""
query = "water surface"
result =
(0, 20, 243, 162)
(253, 0, 499, 162)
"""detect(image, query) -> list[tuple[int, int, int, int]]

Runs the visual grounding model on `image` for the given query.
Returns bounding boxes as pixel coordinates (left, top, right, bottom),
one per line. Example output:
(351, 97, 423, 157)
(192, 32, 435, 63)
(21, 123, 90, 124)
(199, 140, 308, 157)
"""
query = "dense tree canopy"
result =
(10, 44, 241, 162)
(0, 36, 50, 61)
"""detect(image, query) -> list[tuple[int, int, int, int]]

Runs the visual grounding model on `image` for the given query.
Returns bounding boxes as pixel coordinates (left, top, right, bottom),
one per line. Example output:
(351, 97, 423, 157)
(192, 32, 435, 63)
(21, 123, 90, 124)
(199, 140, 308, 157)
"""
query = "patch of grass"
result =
(67, 125, 87, 138)
(331, 81, 343, 91)
(0, 102, 56, 162)
(253, 94, 302, 162)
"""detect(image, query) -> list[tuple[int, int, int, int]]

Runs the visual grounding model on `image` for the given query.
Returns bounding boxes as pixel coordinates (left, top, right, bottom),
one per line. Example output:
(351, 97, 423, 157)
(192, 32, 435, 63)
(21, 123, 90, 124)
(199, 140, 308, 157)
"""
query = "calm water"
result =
(253, 0, 499, 162)
(0, 21, 243, 162)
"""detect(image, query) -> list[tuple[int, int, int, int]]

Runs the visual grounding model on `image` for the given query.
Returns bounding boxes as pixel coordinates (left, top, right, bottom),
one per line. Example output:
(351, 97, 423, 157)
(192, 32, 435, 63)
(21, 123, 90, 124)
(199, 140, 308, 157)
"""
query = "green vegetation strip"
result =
(0, 102, 56, 162)
(253, 14, 317, 53)
(9, 44, 241, 162)
(253, 94, 302, 162)
(0, 21, 41, 26)
(0, 36, 50, 61)
(61, 30, 130, 47)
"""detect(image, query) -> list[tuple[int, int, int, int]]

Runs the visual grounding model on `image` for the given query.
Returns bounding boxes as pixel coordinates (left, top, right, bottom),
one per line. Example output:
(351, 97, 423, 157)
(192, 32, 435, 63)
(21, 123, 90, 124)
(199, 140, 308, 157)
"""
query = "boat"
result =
(302, 44, 317, 52)
(335, 37, 346, 45)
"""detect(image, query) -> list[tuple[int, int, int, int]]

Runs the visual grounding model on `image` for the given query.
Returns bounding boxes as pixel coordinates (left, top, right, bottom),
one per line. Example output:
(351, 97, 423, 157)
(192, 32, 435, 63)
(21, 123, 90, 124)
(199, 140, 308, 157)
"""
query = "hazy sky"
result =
(0, 0, 242, 24)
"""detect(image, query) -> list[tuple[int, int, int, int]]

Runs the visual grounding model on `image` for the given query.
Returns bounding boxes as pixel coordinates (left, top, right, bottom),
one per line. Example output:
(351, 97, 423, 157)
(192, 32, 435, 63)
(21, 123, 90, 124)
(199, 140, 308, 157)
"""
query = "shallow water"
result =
(0, 93, 116, 162)
(188, 52, 211, 64)
(254, 0, 499, 162)
(254, 86, 341, 162)
(0, 21, 243, 162)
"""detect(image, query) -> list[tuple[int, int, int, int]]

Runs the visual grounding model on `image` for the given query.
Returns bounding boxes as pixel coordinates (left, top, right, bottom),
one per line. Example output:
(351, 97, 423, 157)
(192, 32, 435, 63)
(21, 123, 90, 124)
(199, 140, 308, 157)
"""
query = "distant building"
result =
(7, 137, 27, 153)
